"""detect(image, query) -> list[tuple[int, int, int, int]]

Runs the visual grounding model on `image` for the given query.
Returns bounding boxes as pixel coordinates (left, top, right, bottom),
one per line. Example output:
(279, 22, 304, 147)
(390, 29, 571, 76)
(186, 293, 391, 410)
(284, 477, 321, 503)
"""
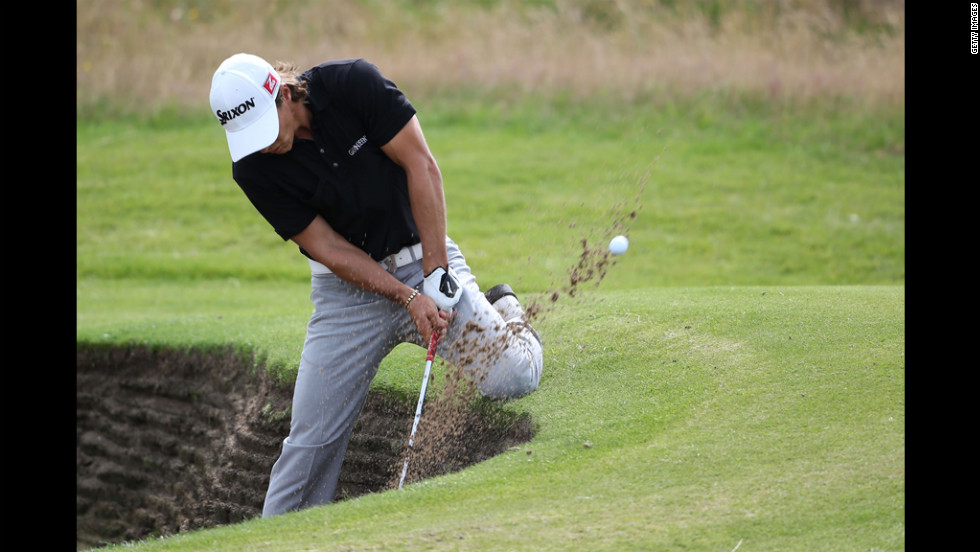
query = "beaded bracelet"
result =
(403, 289, 420, 309)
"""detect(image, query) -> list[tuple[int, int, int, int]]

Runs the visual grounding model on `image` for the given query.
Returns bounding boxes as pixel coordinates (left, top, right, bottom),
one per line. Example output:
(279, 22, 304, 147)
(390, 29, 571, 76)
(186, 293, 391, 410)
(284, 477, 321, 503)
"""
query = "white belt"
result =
(309, 242, 423, 275)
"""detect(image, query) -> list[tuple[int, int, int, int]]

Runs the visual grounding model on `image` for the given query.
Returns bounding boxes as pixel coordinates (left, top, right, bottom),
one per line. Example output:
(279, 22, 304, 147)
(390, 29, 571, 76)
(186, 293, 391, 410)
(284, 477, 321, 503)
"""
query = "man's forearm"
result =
(408, 165, 449, 274)
(379, 114, 450, 274)
(292, 215, 416, 305)
(327, 248, 416, 304)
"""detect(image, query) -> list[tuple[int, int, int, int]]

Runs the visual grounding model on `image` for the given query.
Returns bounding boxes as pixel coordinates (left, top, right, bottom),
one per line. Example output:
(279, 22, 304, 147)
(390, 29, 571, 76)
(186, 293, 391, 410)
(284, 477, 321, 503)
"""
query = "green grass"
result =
(78, 95, 903, 289)
(80, 286, 904, 551)
(77, 94, 904, 550)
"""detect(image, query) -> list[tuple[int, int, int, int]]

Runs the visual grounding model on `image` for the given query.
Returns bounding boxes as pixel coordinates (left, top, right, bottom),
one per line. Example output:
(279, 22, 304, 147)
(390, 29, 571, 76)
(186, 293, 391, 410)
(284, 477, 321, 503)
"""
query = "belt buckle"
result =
(382, 255, 397, 274)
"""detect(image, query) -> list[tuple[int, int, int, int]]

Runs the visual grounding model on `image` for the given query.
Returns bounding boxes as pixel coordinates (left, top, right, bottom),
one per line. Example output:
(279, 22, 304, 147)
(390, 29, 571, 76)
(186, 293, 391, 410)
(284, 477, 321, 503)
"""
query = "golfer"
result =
(209, 53, 543, 517)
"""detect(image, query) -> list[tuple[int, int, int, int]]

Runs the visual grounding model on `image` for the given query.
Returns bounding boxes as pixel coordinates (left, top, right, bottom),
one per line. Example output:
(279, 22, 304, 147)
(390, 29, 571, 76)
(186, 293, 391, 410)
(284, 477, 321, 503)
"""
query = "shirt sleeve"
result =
(232, 160, 317, 241)
(344, 59, 417, 146)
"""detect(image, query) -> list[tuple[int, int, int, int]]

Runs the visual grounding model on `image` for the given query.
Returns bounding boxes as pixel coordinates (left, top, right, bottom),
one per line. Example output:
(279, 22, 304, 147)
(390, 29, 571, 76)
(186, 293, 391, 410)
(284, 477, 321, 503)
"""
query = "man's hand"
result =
(406, 292, 451, 344)
(423, 266, 462, 311)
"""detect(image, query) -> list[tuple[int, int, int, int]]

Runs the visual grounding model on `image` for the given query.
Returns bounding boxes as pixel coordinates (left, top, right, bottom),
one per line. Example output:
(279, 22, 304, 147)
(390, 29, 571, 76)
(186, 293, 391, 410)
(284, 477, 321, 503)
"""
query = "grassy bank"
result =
(83, 286, 904, 551)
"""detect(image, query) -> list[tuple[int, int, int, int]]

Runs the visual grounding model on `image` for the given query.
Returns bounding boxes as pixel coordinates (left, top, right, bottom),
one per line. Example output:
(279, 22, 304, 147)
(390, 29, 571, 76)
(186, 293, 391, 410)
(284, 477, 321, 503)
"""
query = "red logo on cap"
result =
(263, 73, 278, 95)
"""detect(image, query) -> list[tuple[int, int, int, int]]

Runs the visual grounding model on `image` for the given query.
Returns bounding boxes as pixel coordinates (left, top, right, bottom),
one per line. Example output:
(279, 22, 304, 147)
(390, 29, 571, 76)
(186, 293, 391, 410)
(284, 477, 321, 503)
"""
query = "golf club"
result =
(398, 325, 443, 489)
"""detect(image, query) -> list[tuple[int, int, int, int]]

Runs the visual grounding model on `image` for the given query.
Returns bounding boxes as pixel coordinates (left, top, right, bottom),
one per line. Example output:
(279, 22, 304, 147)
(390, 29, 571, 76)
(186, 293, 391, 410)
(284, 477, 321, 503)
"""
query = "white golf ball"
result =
(609, 235, 629, 255)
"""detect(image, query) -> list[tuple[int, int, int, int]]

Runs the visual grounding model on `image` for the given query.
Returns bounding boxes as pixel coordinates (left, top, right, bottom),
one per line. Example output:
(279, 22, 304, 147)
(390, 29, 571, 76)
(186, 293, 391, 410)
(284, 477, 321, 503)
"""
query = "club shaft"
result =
(398, 330, 441, 489)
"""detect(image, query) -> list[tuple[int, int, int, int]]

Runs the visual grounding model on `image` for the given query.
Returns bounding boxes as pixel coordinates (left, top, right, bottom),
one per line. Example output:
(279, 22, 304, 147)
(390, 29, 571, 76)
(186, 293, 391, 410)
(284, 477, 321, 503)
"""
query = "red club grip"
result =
(426, 331, 441, 361)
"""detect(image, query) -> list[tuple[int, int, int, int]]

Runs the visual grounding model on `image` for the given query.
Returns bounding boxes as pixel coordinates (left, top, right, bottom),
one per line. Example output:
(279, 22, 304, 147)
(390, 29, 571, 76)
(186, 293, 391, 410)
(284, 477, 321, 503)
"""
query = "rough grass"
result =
(77, 0, 904, 118)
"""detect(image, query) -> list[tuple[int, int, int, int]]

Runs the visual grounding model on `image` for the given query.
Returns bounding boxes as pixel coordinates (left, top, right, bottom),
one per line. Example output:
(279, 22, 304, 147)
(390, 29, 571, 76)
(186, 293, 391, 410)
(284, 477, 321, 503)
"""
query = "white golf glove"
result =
(423, 266, 462, 311)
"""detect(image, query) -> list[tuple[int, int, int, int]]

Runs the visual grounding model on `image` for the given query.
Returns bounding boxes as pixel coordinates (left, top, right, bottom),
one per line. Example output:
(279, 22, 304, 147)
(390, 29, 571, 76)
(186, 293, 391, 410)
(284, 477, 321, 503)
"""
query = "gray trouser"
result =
(262, 237, 542, 517)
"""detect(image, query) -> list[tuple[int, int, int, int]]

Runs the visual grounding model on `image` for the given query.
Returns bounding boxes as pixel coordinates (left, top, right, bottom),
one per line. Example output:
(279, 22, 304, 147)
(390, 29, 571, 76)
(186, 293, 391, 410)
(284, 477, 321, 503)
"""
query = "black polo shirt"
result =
(232, 58, 419, 261)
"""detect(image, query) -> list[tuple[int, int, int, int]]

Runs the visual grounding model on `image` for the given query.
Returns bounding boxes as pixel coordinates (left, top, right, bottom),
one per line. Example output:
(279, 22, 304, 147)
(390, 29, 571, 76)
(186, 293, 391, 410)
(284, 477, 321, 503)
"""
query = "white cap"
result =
(209, 53, 282, 162)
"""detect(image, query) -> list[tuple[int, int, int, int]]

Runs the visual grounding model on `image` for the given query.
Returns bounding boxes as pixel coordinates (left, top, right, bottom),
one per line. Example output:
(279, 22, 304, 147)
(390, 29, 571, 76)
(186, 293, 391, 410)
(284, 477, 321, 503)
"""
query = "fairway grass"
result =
(83, 285, 904, 551)
(77, 99, 904, 290)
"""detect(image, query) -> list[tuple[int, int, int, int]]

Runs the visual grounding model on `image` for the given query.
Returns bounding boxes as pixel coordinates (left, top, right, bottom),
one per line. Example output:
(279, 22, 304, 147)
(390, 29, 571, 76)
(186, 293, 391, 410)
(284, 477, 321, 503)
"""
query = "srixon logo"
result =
(216, 98, 256, 126)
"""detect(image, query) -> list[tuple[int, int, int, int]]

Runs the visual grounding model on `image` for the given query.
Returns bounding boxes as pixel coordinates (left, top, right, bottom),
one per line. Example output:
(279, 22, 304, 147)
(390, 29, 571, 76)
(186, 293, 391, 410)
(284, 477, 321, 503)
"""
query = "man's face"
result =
(260, 91, 298, 155)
